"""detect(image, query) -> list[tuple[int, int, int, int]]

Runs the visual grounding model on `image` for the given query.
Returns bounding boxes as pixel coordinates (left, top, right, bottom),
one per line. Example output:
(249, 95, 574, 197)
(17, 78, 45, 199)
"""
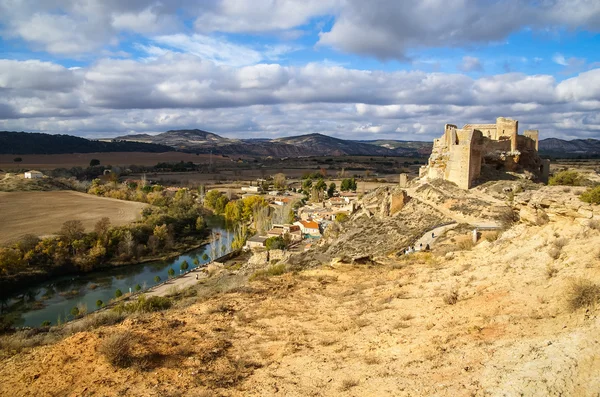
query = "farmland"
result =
(0, 191, 147, 245)
(0, 152, 229, 170)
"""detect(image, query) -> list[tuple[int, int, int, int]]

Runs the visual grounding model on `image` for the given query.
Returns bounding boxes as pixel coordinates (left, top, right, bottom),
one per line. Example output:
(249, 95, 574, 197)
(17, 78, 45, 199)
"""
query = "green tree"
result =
(224, 200, 243, 223)
(96, 299, 103, 307)
(168, 268, 175, 277)
(302, 178, 313, 192)
(340, 178, 357, 192)
(154, 276, 161, 283)
(204, 190, 225, 211)
(195, 216, 206, 232)
(193, 257, 200, 266)
(134, 284, 142, 291)
(89, 159, 100, 167)
(41, 320, 51, 327)
(180, 260, 189, 271)
(215, 195, 229, 214)
(70, 306, 80, 317)
(265, 236, 285, 251)
(115, 289, 123, 298)
(327, 183, 336, 198)
(202, 253, 209, 261)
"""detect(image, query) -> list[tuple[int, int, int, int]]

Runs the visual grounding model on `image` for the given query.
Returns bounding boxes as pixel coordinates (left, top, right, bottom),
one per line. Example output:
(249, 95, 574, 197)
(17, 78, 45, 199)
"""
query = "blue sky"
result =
(0, 0, 599, 141)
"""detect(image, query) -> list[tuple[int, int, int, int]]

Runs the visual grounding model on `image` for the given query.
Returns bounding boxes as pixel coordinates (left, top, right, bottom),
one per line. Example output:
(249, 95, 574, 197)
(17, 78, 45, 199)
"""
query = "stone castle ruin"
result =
(419, 117, 550, 189)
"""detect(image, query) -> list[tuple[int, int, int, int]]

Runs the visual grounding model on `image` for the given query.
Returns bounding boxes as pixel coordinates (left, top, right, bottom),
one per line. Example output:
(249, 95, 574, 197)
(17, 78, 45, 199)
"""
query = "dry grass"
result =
(99, 331, 136, 368)
(339, 378, 359, 391)
(566, 279, 600, 312)
(443, 288, 459, 305)
(589, 219, 600, 231)
(546, 265, 559, 279)
(0, 191, 146, 244)
(457, 239, 474, 251)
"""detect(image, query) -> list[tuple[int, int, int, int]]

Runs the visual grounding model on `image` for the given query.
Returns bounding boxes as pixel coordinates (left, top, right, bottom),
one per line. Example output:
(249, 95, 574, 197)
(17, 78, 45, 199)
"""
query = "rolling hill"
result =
(5, 129, 599, 158)
(115, 130, 427, 157)
(0, 131, 173, 155)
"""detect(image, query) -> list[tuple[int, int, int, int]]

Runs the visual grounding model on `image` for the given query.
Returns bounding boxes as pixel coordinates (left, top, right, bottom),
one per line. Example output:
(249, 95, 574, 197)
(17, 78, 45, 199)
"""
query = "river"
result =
(0, 218, 234, 328)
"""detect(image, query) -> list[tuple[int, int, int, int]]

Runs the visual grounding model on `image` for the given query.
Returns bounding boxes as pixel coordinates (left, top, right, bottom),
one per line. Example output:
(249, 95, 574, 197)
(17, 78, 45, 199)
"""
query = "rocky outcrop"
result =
(515, 186, 600, 224)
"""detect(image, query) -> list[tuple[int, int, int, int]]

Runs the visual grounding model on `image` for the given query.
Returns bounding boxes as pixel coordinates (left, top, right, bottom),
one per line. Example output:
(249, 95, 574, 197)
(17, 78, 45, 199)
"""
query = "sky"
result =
(0, 0, 599, 141)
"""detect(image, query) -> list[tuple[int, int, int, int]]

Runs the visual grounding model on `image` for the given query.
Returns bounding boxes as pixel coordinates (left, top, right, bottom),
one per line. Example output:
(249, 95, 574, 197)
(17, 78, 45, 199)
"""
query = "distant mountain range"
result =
(113, 129, 423, 156)
(2, 129, 600, 158)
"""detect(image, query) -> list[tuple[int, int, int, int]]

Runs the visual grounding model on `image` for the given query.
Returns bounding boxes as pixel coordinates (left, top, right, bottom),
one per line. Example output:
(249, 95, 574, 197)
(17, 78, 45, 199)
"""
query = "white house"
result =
(241, 185, 262, 193)
(246, 235, 268, 249)
(294, 220, 321, 237)
(24, 170, 43, 179)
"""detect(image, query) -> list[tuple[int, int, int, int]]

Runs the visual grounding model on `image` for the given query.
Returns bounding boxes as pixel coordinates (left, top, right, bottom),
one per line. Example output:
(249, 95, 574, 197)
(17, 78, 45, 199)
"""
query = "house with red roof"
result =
(294, 220, 321, 237)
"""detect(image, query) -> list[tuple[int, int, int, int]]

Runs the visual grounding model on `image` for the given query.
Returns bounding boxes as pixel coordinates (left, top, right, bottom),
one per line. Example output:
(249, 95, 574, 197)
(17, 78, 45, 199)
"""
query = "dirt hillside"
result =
(1, 186, 599, 396)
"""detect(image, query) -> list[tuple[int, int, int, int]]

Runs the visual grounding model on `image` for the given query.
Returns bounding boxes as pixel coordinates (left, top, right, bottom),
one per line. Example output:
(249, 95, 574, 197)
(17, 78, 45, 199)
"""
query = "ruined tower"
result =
(419, 117, 549, 189)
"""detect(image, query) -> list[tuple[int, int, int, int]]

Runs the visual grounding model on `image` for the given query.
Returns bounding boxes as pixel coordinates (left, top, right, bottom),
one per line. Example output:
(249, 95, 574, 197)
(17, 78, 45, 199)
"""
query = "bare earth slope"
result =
(1, 186, 599, 396)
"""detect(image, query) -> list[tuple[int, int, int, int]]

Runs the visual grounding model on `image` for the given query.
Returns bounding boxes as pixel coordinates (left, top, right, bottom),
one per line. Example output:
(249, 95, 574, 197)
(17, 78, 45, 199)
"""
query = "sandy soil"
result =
(0, 191, 147, 244)
(1, 205, 599, 396)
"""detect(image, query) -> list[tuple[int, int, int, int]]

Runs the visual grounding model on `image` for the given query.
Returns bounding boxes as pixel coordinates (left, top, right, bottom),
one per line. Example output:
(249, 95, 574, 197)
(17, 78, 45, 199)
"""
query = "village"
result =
(243, 179, 360, 251)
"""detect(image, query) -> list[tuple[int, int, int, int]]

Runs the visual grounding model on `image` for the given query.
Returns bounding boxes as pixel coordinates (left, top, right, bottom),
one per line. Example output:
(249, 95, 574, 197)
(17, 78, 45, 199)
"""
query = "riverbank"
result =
(0, 236, 210, 298)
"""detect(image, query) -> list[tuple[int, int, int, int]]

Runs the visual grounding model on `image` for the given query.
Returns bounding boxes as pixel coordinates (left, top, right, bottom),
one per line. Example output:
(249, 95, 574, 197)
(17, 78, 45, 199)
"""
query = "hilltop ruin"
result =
(419, 117, 550, 189)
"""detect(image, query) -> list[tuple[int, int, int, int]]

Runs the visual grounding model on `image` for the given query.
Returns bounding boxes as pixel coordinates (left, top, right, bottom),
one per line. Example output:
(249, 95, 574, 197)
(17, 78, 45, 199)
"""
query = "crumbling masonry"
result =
(419, 117, 550, 189)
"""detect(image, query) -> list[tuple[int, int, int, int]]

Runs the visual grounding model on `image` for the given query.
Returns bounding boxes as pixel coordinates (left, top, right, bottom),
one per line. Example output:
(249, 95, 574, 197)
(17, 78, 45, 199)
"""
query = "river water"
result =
(1, 219, 234, 328)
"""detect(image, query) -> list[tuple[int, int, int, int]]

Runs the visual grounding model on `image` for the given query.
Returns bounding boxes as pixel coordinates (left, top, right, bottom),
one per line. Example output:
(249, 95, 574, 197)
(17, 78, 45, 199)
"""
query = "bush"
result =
(168, 268, 175, 277)
(566, 279, 600, 311)
(70, 307, 80, 317)
(335, 213, 349, 223)
(114, 295, 172, 314)
(115, 289, 123, 298)
(96, 300, 103, 307)
(443, 288, 459, 305)
(249, 263, 287, 281)
(134, 284, 142, 292)
(41, 320, 51, 327)
(580, 185, 600, 205)
(549, 170, 584, 186)
(265, 236, 285, 251)
(154, 276, 161, 283)
(99, 331, 135, 367)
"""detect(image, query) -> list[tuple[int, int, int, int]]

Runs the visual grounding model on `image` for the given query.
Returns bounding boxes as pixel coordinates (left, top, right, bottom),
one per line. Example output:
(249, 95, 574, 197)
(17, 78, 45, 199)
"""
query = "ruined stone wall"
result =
(523, 130, 539, 150)
(496, 117, 518, 151)
(421, 117, 546, 189)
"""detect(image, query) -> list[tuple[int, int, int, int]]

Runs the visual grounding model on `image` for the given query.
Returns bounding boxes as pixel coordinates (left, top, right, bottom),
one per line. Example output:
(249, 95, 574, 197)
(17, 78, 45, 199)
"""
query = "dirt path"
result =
(145, 267, 207, 297)
(409, 222, 458, 251)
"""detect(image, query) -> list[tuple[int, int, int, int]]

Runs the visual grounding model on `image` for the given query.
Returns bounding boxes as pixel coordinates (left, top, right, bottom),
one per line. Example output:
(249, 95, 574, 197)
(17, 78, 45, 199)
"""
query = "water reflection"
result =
(0, 217, 233, 328)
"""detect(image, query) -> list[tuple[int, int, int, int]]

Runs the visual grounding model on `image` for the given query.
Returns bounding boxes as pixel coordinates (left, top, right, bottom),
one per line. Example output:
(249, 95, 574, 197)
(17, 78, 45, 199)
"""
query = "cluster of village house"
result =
(244, 182, 359, 250)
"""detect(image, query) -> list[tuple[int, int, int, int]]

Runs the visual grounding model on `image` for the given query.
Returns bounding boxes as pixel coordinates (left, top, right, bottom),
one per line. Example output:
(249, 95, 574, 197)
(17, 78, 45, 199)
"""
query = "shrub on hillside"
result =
(113, 295, 172, 314)
(580, 185, 600, 205)
(566, 279, 600, 311)
(548, 170, 584, 186)
(249, 263, 287, 281)
(99, 331, 135, 367)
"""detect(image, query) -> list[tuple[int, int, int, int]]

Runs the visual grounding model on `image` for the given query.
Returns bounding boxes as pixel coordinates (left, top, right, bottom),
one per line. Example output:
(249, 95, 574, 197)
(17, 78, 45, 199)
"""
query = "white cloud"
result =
(458, 56, 484, 72)
(194, 0, 341, 33)
(150, 34, 263, 66)
(553, 53, 568, 66)
(1, 56, 599, 140)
